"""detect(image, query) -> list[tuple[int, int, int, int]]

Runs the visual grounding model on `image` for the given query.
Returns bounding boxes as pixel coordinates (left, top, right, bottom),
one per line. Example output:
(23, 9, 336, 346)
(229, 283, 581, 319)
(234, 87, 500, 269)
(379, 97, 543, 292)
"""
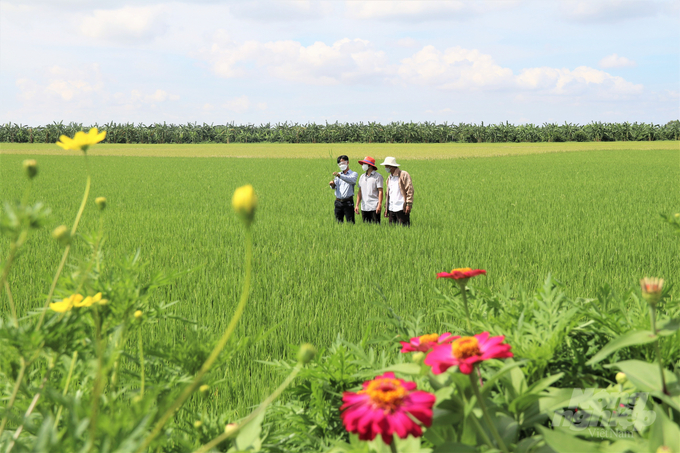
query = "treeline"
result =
(1, 120, 679, 144)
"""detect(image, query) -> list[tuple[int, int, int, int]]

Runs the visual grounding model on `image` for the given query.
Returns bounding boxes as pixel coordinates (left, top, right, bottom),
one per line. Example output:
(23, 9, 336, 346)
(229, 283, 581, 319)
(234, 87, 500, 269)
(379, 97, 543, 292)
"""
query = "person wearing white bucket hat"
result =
(380, 156, 414, 226)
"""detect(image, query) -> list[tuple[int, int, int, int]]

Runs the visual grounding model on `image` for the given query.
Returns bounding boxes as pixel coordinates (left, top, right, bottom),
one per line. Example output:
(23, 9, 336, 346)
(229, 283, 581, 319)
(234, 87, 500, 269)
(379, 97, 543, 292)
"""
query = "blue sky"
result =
(1, 0, 678, 125)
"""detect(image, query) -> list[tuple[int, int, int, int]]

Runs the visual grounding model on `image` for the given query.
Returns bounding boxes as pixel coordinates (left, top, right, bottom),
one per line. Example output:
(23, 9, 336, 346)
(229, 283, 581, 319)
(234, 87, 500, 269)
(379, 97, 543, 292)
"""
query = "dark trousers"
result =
(388, 210, 410, 226)
(361, 210, 381, 224)
(334, 199, 355, 223)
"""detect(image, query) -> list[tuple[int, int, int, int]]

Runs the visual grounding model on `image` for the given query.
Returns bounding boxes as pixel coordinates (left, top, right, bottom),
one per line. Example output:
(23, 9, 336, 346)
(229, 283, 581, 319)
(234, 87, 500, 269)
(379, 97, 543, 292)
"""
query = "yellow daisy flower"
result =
(56, 127, 106, 152)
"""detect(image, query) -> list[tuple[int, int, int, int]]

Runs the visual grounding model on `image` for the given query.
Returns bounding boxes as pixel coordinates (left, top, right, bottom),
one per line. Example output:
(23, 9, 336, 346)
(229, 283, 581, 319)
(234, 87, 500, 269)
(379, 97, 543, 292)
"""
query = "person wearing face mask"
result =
(381, 156, 413, 226)
(354, 156, 384, 224)
(329, 155, 358, 223)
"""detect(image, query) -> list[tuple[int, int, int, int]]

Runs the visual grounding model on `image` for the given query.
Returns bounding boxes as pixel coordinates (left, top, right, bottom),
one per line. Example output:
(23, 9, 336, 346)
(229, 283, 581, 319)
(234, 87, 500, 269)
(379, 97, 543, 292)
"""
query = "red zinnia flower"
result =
(424, 332, 513, 375)
(340, 372, 435, 445)
(436, 267, 486, 282)
(400, 333, 454, 353)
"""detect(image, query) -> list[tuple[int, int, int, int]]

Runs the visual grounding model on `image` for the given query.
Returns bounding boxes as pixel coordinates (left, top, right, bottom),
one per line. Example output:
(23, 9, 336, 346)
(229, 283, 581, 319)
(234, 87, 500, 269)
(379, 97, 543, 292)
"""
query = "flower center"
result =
(452, 337, 480, 359)
(362, 378, 407, 411)
(451, 267, 472, 274)
(418, 333, 439, 344)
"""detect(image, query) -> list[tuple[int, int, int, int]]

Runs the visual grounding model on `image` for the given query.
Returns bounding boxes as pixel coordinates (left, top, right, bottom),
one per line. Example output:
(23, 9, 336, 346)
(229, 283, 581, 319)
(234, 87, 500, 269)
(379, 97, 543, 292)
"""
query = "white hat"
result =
(380, 156, 400, 167)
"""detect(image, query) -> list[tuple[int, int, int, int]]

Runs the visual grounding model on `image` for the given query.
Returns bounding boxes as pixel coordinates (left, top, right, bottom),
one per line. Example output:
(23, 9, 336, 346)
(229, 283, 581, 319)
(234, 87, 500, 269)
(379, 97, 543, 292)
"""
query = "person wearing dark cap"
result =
(354, 156, 384, 224)
(329, 155, 358, 223)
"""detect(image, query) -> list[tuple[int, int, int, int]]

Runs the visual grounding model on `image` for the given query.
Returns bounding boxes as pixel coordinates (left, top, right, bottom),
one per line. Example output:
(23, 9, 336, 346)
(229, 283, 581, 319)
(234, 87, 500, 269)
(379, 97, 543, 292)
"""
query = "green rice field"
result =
(1, 142, 678, 416)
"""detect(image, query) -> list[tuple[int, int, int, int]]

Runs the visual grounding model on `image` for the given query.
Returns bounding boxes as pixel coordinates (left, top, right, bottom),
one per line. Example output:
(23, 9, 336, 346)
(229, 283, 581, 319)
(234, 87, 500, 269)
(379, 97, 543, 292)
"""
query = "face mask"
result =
(385, 166, 392, 174)
(339, 163, 348, 171)
(362, 164, 369, 172)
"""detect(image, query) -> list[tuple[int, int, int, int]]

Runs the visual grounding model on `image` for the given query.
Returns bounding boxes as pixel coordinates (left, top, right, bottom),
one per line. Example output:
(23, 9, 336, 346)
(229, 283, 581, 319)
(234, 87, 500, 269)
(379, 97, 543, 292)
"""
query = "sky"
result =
(1, 0, 678, 126)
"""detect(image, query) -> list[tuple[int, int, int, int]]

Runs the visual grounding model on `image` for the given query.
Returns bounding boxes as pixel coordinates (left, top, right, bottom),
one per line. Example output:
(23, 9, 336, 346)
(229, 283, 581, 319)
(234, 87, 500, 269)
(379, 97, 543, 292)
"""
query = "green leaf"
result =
(481, 360, 527, 397)
(235, 409, 265, 451)
(648, 404, 680, 453)
(605, 360, 678, 392)
(432, 443, 478, 453)
(537, 427, 600, 453)
(586, 330, 657, 366)
(381, 362, 422, 376)
(657, 318, 680, 337)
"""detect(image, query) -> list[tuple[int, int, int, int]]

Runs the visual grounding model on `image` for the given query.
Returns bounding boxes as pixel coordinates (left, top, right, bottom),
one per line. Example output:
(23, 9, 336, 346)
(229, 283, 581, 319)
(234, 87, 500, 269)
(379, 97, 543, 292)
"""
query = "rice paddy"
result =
(0, 143, 678, 415)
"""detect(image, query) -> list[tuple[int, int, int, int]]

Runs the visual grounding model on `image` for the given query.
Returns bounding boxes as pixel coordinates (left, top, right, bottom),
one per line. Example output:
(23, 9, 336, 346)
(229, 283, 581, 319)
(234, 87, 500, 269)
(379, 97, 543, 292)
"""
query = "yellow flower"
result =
(134, 310, 143, 319)
(52, 225, 72, 246)
(49, 295, 77, 312)
(56, 127, 106, 152)
(232, 184, 257, 225)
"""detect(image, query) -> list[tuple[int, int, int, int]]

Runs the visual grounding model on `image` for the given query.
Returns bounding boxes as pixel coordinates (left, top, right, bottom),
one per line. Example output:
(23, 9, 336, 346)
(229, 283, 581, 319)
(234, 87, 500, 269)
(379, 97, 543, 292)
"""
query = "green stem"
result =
(87, 308, 103, 451)
(459, 283, 472, 331)
(0, 230, 28, 292)
(6, 364, 53, 452)
(35, 174, 91, 332)
(4, 281, 17, 327)
(137, 227, 254, 453)
(54, 351, 78, 430)
(469, 371, 510, 453)
(0, 358, 26, 439)
(649, 305, 669, 395)
(389, 439, 398, 453)
(192, 362, 301, 453)
(138, 328, 145, 397)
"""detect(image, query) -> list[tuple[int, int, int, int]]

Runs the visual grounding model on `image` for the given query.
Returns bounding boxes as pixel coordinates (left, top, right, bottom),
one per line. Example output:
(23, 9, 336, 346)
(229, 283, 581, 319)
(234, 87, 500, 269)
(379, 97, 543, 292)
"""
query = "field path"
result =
(1, 141, 678, 159)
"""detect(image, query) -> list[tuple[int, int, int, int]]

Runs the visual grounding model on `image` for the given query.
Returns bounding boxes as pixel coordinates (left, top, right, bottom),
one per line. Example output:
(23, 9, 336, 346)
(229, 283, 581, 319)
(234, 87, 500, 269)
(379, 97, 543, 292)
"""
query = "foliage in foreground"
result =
(0, 131, 679, 452)
(1, 120, 679, 144)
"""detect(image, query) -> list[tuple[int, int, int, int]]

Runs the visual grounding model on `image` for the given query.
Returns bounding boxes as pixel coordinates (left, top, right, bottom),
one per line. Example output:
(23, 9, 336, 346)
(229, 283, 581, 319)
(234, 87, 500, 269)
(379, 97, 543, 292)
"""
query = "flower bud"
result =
(95, 197, 107, 211)
(656, 447, 671, 453)
(412, 352, 426, 364)
(52, 225, 71, 246)
(23, 159, 38, 179)
(199, 384, 210, 393)
(193, 420, 203, 429)
(675, 213, 680, 219)
(640, 277, 664, 306)
(134, 310, 143, 319)
(224, 423, 238, 435)
(232, 184, 257, 226)
(297, 343, 317, 364)
(615, 372, 627, 384)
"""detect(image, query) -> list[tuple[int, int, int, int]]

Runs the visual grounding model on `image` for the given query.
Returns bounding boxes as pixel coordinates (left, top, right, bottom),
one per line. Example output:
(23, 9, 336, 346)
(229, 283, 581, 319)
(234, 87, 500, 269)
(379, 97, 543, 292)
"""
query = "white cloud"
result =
(396, 37, 419, 48)
(599, 53, 637, 68)
(516, 66, 643, 96)
(228, 0, 333, 21)
(223, 95, 251, 113)
(398, 45, 514, 90)
(202, 33, 392, 85)
(346, 0, 479, 21)
(80, 6, 167, 42)
(561, 0, 666, 23)
(398, 45, 643, 98)
(144, 89, 180, 103)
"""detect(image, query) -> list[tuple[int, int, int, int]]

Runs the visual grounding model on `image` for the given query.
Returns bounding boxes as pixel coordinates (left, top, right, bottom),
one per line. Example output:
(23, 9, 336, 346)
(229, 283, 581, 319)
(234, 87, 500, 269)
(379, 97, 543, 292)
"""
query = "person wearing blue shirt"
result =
(328, 155, 358, 224)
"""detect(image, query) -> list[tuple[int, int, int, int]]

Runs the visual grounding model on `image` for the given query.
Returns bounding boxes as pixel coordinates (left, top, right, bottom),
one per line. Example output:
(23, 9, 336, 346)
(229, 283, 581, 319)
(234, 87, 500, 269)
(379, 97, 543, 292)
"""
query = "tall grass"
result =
(0, 148, 677, 415)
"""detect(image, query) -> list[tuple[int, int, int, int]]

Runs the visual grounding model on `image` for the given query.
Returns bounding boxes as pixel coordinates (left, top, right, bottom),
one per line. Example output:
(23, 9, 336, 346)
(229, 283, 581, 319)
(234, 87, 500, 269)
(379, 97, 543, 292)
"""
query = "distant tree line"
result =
(1, 120, 678, 144)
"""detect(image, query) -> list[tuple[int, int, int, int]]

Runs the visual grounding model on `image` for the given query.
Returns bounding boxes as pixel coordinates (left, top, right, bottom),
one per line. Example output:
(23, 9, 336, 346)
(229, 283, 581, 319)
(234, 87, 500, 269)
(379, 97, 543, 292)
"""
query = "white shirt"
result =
(358, 171, 384, 211)
(388, 173, 404, 212)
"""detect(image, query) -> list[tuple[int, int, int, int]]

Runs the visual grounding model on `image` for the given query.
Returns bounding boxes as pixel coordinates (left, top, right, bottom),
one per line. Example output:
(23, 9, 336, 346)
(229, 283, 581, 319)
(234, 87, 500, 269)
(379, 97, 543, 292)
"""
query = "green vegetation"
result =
(1, 119, 679, 144)
(1, 147, 677, 423)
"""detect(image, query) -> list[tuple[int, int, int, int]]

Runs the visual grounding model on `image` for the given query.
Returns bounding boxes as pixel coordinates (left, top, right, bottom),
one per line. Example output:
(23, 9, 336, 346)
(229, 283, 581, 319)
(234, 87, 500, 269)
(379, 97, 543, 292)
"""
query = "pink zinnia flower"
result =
(436, 267, 486, 283)
(340, 372, 435, 445)
(424, 332, 513, 375)
(400, 333, 454, 353)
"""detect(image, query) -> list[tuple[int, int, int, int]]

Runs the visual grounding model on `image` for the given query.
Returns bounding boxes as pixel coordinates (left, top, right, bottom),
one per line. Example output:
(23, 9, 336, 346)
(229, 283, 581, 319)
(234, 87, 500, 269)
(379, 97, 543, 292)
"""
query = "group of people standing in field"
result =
(328, 155, 413, 226)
